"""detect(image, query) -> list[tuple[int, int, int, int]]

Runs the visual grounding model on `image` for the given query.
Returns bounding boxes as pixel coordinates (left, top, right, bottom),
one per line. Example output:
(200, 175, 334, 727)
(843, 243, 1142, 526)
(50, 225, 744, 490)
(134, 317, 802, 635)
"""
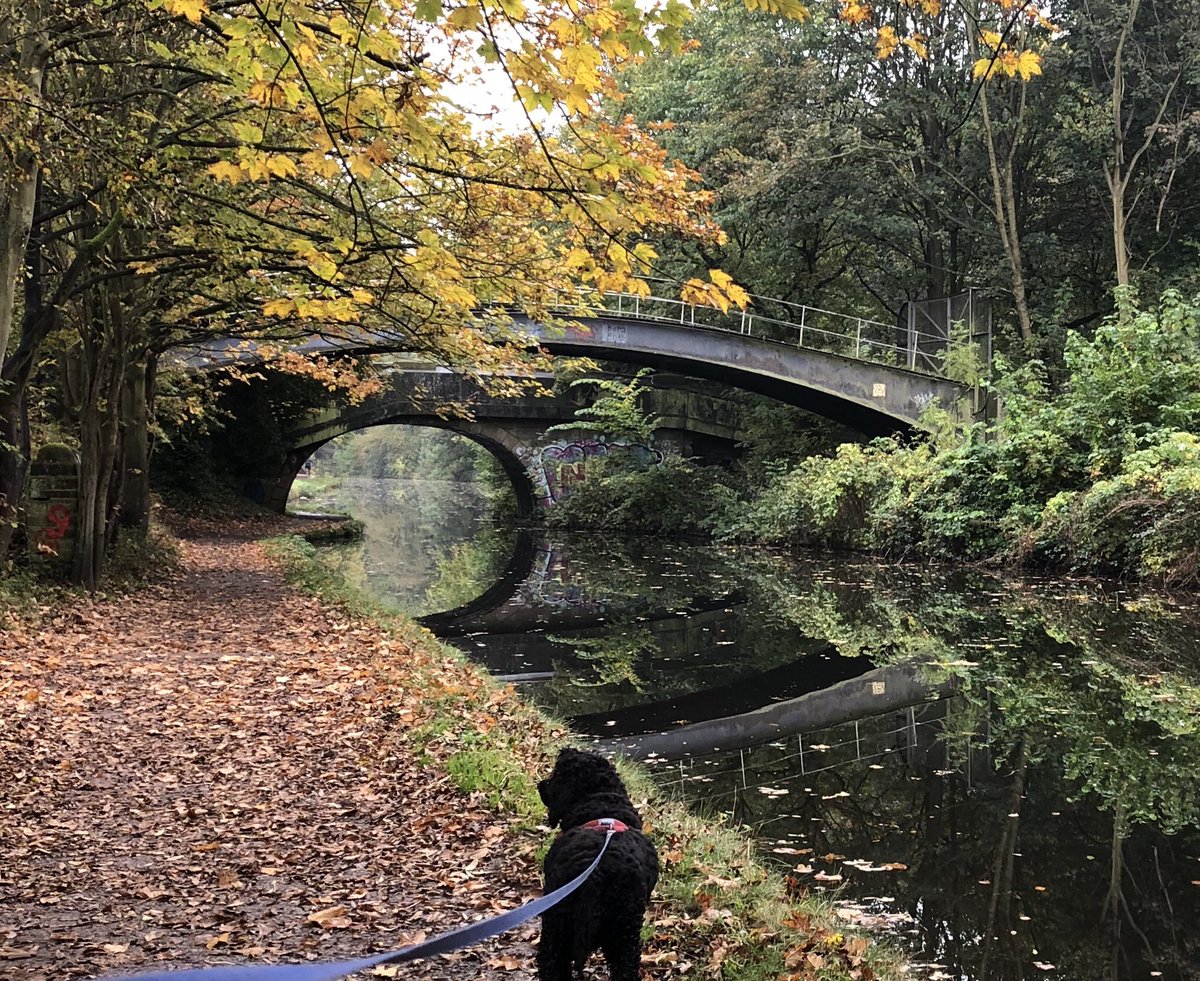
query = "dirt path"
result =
(1, 535, 544, 981)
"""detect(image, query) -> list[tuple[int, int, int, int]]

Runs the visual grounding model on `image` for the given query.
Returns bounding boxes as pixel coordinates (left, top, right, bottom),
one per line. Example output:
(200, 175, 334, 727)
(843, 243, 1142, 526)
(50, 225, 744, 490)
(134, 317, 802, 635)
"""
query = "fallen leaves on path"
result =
(0, 537, 543, 981)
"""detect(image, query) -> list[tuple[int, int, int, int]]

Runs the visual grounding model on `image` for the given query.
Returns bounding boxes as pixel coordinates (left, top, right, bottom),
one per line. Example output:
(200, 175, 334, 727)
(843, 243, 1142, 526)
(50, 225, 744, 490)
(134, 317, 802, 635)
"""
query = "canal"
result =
(294, 471, 1200, 980)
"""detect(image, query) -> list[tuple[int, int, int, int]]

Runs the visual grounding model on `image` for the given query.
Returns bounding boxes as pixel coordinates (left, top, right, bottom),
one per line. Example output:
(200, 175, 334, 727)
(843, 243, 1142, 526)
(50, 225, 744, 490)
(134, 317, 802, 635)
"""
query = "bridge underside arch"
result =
(271, 419, 538, 518)
(513, 316, 970, 435)
(569, 348, 907, 436)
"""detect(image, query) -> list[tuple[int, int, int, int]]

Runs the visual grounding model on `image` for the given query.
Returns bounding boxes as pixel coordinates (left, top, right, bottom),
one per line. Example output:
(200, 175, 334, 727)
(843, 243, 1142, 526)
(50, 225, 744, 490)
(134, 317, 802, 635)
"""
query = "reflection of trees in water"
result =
(317, 477, 507, 616)
(733, 551, 1200, 833)
(655, 556, 1200, 980)
(667, 692, 1199, 978)
(647, 562, 1200, 972)
(546, 627, 657, 692)
(422, 525, 516, 613)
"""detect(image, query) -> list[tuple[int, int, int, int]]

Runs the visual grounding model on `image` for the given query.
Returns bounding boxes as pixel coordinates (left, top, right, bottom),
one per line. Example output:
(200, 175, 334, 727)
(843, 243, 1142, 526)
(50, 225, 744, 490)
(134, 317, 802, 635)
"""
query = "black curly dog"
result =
(537, 748, 659, 981)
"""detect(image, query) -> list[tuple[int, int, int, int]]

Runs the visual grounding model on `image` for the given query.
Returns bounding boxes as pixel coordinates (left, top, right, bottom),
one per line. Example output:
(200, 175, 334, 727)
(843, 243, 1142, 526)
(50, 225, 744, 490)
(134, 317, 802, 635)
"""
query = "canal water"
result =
(297, 474, 1200, 980)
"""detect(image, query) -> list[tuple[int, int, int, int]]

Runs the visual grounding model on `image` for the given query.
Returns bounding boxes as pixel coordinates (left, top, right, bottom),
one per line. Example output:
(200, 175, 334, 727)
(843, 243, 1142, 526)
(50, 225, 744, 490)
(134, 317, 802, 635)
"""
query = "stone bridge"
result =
(254, 367, 747, 514)
(183, 289, 983, 511)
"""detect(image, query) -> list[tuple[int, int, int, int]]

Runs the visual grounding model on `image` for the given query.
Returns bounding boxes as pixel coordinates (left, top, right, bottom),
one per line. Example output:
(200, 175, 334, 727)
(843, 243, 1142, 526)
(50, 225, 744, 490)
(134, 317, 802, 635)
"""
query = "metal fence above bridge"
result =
(544, 283, 989, 382)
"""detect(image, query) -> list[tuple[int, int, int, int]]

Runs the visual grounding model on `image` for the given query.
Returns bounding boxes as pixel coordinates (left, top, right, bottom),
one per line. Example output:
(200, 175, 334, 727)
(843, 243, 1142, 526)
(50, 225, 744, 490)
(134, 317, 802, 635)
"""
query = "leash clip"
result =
(579, 817, 629, 833)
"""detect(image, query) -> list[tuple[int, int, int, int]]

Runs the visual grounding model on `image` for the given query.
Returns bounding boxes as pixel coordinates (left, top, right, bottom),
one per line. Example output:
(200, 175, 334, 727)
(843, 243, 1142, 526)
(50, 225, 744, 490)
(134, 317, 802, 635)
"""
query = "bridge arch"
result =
(512, 315, 969, 435)
(260, 368, 746, 515)
(278, 419, 539, 518)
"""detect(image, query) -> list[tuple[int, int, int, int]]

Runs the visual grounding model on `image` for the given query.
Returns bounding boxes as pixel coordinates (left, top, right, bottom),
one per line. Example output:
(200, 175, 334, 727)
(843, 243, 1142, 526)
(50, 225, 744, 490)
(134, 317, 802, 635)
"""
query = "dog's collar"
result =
(577, 817, 630, 833)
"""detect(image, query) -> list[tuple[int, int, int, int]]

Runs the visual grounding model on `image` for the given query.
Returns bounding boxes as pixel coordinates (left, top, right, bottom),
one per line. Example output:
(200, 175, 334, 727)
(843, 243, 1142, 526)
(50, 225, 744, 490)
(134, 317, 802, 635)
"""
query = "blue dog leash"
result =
(96, 825, 620, 981)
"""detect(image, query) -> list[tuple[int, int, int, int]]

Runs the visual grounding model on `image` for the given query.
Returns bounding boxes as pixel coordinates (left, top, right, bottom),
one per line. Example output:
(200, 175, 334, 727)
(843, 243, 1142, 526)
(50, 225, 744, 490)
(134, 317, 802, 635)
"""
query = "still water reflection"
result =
(312, 477, 1200, 980)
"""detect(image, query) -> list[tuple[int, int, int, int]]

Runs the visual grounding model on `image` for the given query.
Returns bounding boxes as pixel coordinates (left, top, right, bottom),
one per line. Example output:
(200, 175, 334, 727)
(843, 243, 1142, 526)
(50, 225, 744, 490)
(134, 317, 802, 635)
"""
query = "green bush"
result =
(544, 454, 737, 536)
(1021, 431, 1200, 582)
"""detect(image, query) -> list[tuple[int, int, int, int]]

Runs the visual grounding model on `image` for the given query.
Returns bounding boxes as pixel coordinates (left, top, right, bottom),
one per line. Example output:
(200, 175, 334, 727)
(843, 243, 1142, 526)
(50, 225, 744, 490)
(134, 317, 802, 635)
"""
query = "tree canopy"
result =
(1, 0, 751, 585)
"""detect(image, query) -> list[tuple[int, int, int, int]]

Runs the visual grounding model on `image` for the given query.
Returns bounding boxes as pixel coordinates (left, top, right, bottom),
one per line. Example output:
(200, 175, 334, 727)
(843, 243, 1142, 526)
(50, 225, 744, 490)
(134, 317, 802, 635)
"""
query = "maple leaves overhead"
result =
(142, 0, 772, 382)
(836, 0, 1058, 85)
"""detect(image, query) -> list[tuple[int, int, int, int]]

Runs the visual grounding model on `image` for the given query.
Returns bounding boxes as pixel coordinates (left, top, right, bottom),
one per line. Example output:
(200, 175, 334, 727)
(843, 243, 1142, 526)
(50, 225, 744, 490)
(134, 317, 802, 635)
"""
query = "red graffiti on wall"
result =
(45, 503, 73, 541)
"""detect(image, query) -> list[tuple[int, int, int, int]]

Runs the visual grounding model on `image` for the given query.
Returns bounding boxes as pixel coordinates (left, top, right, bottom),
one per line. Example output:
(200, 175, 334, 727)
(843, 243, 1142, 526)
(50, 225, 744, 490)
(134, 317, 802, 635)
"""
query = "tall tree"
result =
(1074, 0, 1200, 291)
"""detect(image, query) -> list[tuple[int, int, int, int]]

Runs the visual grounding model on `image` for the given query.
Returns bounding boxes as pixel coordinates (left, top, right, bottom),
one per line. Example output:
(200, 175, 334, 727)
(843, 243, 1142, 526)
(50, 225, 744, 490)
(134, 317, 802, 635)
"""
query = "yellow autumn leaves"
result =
(682, 270, 750, 314)
(972, 29, 1044, 81)
(844, 0, 1052, 85)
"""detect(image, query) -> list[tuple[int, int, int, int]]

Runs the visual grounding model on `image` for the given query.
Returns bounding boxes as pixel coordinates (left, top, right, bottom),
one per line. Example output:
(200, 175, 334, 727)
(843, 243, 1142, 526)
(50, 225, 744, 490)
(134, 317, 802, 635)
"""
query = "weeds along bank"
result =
(548, 292, 1200, 588)
(264, 536, 902, 981)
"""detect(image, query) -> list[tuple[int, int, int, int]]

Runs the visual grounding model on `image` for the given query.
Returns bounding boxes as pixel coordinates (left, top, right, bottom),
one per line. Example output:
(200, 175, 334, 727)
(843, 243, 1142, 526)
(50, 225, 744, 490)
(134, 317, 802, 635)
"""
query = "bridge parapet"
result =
(557, 285, 973, 378)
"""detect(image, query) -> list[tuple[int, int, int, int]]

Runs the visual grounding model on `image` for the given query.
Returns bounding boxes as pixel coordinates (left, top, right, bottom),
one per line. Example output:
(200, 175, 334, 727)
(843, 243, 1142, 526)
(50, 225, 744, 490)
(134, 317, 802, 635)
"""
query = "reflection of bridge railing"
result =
(652, 703, 956, 811)
(545, 283, 974, 380)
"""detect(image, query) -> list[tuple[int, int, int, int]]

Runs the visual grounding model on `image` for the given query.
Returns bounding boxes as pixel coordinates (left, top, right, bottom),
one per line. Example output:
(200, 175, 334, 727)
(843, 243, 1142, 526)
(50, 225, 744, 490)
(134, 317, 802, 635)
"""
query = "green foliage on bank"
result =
(553, 292, 1200, 587)
(762, 291, 1200, 583)
(544, 454, 739, 536)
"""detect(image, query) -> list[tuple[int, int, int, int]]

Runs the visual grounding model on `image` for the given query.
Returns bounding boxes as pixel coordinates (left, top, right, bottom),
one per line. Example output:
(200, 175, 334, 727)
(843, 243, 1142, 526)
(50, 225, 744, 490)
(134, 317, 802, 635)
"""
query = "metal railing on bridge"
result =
(543, 282, 985, 380)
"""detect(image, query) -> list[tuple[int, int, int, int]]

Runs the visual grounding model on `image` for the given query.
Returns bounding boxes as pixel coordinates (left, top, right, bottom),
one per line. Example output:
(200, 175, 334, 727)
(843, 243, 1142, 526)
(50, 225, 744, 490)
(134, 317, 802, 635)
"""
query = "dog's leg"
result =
(538, 909, 576, 981)
(600, 922, 644, 981)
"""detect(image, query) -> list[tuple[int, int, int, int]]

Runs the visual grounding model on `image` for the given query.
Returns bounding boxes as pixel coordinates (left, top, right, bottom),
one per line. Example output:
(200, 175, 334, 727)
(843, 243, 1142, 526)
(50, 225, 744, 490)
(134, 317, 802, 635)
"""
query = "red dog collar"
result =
(578, 818, 629, 833)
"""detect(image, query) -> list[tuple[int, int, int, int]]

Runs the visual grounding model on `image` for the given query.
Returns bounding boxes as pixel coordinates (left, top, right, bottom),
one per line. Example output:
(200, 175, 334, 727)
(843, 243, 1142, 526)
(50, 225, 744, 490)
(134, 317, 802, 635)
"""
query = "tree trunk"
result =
(71, 288, 129, 589)
(119, 355, 154, 534)
(979, 84, 1035, 343)
(0, 3, 50, 361)
(0, 385, 30, 561)
(0, 175, 50, 562)
(1110, 179, 1132, 290)
(1101, 0, 1182, 295)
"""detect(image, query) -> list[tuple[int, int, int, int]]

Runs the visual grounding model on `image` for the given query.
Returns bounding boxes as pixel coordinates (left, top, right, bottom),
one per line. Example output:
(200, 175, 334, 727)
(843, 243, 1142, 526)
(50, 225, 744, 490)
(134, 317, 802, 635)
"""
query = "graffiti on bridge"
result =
(520, 436, 664, 505)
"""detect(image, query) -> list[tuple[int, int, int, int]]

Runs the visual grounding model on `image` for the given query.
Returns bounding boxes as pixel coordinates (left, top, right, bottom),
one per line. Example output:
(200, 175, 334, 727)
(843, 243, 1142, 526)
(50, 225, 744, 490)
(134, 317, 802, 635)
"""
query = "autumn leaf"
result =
(743, 0, 809, 21)
(839, 0, 872, 25)
(206, 160, 244, 184)
(875, 25, 898, 59)
(307, 905, 352, 929)
(262, 298, 296, 318)
(163, 0, 209, 23)
(1014, 49, 1043, 79)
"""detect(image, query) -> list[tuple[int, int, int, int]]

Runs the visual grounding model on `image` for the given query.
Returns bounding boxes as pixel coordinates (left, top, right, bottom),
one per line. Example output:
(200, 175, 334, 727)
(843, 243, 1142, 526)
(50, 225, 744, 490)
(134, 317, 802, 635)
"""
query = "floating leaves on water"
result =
(842, 859, 907, 872)
(758, 786, 789, 797)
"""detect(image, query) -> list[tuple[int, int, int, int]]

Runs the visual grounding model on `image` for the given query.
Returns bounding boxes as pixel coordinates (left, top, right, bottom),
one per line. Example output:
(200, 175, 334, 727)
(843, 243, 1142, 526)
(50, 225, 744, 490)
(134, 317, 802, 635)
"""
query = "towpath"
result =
(1, 527, 545, 981)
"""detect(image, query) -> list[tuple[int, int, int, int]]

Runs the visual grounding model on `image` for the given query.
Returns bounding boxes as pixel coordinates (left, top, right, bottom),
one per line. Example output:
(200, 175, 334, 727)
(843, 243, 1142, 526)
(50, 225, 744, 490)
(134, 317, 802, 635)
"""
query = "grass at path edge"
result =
(262, 534, 903, 981)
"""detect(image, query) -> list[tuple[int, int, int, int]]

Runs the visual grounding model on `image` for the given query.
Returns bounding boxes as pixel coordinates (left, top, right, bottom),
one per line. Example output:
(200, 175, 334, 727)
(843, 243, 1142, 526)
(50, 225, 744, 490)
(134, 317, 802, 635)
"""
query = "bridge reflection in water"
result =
(419, 531, 953, 763)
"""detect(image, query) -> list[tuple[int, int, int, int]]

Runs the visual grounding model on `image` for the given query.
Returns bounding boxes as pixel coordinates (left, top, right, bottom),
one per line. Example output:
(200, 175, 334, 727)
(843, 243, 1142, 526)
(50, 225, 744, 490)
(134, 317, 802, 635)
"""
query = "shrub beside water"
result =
(551, 291, 1200, 587)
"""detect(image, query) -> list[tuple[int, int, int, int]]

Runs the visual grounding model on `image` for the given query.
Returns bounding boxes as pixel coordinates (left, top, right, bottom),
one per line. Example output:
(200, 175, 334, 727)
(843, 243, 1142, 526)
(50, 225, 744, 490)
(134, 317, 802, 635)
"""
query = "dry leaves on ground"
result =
(0, 536, 543, 981)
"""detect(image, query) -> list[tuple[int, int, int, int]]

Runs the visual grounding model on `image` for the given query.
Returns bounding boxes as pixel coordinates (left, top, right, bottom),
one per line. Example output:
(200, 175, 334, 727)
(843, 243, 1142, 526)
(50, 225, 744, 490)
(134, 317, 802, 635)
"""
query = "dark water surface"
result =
(308, 477, 1200, 980)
